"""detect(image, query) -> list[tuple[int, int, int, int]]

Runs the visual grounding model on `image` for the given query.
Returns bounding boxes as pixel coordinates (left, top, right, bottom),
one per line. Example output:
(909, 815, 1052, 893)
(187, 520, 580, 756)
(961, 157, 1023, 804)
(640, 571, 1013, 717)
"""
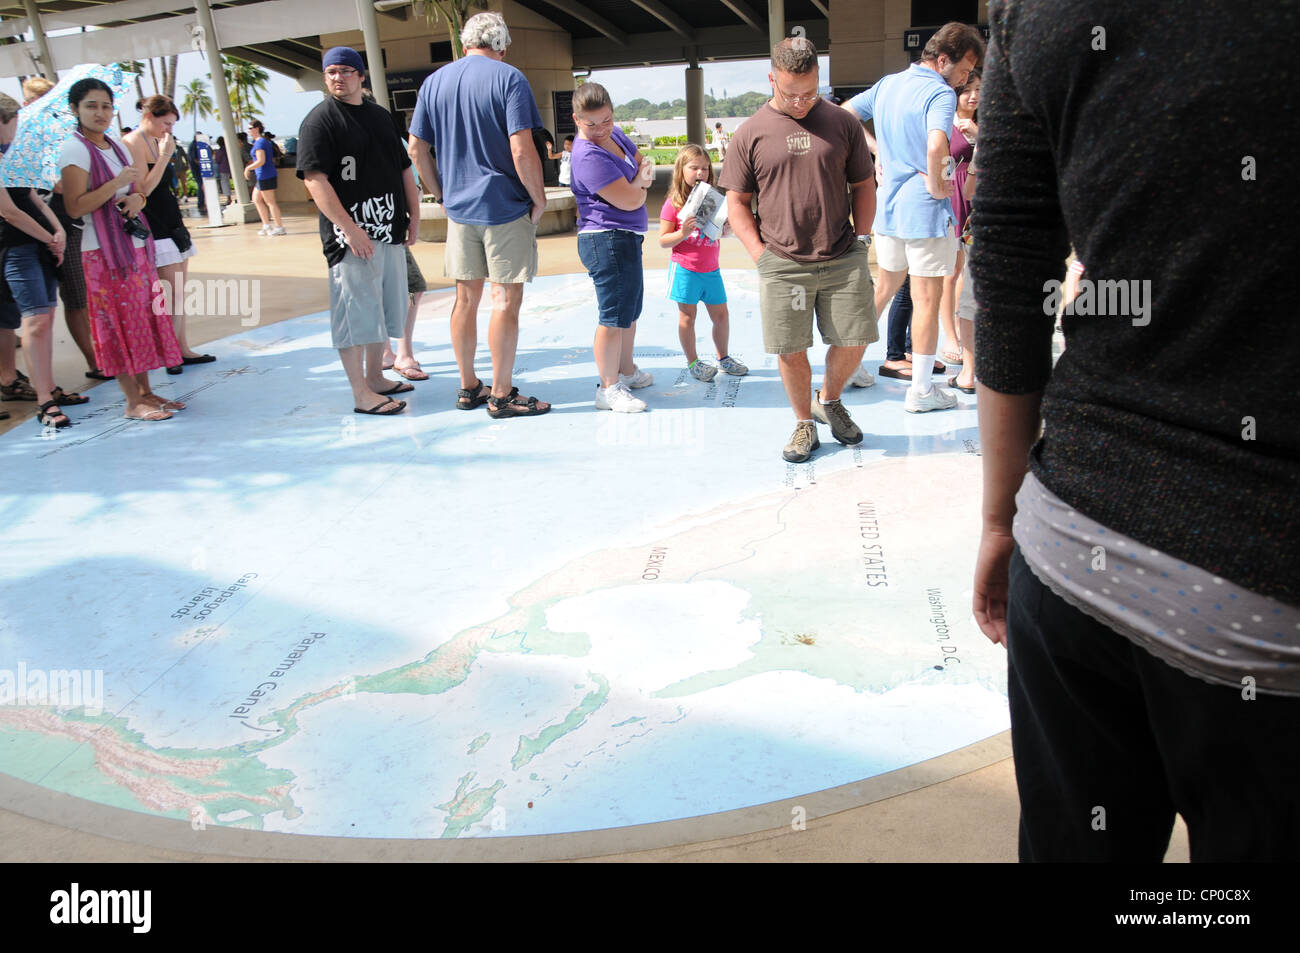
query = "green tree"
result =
(221, 56, 270, 126)
(179, 78, 213, 138)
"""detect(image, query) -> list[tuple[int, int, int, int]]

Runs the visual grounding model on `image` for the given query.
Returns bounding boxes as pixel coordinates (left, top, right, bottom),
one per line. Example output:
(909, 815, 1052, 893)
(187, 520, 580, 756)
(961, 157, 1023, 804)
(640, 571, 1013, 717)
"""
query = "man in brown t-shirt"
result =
(721, 38, 877, 463)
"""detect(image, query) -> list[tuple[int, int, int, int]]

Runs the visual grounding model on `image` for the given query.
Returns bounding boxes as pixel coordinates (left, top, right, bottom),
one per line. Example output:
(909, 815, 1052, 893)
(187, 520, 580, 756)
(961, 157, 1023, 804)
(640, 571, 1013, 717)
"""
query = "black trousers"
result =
(1006, 546, 1300, 862)
(885, 276, 912, 360)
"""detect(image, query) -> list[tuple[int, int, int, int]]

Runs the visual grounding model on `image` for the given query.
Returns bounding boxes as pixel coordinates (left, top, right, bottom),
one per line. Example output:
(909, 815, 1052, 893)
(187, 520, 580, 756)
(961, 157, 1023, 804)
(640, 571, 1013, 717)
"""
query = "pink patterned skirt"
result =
(82, 247, 182, 377)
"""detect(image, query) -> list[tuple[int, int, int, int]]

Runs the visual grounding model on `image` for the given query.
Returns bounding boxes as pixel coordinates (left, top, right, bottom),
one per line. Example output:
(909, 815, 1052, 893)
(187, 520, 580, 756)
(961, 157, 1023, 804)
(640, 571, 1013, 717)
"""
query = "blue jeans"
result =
(885, 275, 912, 361)
(3, 243, 58, 318)
(577, 230, 643, 328)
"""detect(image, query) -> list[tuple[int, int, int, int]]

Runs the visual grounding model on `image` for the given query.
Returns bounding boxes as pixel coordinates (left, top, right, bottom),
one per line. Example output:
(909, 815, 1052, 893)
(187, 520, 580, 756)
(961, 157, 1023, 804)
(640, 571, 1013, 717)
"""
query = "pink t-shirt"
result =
(660, 198, 720, 273)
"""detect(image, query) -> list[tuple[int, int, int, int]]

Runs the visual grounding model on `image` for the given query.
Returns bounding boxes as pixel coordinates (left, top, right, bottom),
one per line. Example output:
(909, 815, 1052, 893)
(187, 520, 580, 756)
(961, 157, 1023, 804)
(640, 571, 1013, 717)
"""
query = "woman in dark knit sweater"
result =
(970, 1, 1297, 861)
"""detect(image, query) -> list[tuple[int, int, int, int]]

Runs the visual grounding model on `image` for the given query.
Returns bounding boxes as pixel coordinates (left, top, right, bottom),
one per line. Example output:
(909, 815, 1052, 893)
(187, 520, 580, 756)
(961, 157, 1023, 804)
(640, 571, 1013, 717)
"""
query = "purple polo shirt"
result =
(569, 127, 648, 233)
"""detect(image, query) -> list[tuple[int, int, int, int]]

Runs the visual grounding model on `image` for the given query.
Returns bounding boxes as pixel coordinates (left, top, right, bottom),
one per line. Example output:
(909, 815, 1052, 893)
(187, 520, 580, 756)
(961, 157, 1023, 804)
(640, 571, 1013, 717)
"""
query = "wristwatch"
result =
(856, 234, 872, 246)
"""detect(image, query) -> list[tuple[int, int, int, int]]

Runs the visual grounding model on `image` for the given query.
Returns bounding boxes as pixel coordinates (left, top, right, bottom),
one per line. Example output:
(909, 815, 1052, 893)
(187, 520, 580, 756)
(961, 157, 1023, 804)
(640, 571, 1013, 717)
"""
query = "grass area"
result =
(645, 148, 722, 165)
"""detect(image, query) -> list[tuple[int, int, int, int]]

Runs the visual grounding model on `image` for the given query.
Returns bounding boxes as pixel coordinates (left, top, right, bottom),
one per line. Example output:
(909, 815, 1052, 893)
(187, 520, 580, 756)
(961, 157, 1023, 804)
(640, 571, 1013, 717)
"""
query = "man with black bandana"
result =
(296, 46, 421, 415)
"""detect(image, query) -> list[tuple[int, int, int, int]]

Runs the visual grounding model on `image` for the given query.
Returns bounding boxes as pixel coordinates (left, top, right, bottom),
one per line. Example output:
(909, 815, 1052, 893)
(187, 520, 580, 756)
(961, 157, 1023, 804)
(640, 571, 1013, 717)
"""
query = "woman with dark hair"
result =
(59, 77, 186, 421)
(244, 119, 285, 235)
(125, 95, 213, 374)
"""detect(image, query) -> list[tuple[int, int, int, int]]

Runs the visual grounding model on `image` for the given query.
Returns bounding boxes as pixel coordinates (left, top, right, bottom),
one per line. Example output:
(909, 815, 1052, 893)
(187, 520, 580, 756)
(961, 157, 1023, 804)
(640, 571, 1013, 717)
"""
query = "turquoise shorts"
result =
(667, 262, 726, 306)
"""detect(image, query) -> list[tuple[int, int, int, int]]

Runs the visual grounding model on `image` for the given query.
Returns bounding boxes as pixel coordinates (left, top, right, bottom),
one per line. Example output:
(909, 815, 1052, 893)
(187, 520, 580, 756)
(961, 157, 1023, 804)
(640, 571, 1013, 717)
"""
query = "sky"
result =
(0, 48, 828, 141)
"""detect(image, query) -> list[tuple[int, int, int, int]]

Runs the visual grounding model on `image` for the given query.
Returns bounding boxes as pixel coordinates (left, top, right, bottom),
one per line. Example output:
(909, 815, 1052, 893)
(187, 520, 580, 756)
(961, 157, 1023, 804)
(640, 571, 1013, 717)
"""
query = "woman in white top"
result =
(59, 78, 185, 421)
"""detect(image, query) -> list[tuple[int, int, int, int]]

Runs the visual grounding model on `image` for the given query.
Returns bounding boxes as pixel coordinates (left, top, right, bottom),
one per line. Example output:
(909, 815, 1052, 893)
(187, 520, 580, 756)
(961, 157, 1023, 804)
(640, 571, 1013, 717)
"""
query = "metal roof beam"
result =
(538, 0, 629, 46)
(628, 0, 694, 41)
(718, 0, 763, 33)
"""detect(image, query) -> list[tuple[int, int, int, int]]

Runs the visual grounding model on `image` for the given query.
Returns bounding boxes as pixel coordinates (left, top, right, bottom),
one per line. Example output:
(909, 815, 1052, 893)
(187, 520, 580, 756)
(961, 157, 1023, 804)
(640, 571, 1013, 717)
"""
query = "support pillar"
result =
(21, 0, 56, 78)
(768, 0, 786, 54)
(194, 0, 251, 217)
(355, 0, 391, 112)
(685, 49, 705, 150)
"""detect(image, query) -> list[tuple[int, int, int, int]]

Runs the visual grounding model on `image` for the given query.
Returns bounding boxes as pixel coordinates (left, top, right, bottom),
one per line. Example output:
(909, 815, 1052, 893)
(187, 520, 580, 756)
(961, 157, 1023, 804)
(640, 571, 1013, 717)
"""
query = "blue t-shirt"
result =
(846, 63, 957, 239)
(252, 137, 276, 181)
(409, 55, 543, 227)
(569, 128, 648, 234)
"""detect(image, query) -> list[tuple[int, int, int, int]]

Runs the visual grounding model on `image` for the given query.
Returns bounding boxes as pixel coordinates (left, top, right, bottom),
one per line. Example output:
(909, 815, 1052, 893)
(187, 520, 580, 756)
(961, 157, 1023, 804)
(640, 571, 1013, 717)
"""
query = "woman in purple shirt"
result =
(940, 69, 979, 367)
(569, 83, 656, 414)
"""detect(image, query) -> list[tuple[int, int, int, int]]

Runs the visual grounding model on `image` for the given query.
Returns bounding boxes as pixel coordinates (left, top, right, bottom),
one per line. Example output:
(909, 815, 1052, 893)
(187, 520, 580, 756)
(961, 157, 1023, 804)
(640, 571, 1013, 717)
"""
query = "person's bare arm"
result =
(842, 103, 882, 184)
(407, 135, 441, 202)
(972, 389, 1043, 646)
(0, 189, 53, 242)
(127, 132, 174, 196)
(725, 189, 764, 262)
(962, 154, 979, 201)
(849, 177, 875, 237)
(659, 210, 697, 248)
(508, 129, 546, 224)
(61, 163, 138, 220)
(924, 129, 954, 200)
(402, 167, 420, 247)
(593, 174, 648, 213)
(302, 170, 373, 260)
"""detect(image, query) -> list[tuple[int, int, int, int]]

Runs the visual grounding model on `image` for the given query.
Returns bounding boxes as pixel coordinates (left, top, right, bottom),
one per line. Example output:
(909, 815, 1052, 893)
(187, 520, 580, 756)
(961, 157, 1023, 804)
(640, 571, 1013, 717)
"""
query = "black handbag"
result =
(169, 223, 192, 253)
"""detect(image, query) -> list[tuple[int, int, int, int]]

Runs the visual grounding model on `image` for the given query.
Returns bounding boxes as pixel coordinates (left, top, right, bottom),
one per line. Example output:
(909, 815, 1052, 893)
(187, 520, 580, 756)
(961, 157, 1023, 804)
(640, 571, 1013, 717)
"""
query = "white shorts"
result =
(153, 237, 197, 268)
(874, 228, 958, 278)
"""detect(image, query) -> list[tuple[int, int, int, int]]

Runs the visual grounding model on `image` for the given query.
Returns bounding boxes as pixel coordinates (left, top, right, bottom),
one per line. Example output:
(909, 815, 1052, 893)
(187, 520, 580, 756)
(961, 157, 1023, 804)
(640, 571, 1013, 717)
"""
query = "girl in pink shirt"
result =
(657, 145, 746, 382)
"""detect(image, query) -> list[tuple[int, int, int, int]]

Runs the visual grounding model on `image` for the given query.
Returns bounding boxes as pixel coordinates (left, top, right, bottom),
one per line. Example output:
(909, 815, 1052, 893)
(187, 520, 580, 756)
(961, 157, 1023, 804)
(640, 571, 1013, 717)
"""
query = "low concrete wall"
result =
(418, 188, 577, 242)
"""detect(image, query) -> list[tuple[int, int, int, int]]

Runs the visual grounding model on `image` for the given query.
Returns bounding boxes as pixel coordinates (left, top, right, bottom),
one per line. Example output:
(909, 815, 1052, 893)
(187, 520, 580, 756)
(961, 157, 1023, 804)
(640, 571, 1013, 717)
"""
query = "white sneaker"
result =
(269, 226, 287, 236)
(619, 367, 653, 389)
(595, 382, 646, 413)
(849, 363, 875, 388)
(257, 226, 270, 235)
(904, 384, 958, 413)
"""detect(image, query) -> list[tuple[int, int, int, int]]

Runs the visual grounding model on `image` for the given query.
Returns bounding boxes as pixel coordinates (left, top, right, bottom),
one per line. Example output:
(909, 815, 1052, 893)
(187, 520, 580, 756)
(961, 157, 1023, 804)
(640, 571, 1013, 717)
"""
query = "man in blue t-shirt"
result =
(844, 22, 983, 413)
(407, 11, 550, 418)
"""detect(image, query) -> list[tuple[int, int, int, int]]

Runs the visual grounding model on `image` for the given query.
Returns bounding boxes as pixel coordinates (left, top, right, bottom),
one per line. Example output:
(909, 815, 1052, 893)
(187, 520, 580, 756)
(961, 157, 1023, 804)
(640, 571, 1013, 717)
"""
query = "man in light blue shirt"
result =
(844, 22, 982, 412)
(408, 11, 551, 418)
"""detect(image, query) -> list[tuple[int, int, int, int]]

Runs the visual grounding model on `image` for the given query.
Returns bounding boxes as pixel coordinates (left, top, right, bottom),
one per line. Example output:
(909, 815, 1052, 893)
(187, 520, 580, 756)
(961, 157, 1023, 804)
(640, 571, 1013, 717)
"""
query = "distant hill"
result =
(615, 92, 769, 121)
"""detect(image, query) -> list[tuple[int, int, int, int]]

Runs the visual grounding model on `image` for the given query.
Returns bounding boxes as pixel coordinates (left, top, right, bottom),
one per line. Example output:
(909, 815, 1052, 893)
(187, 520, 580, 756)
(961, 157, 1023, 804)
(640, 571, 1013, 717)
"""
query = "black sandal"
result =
(36, 399, 70, 428)
(456, 378, 490, 411)
(50, 385, 89, 406)
(85, 368, 112, 380)
(486, 386, 550, 419)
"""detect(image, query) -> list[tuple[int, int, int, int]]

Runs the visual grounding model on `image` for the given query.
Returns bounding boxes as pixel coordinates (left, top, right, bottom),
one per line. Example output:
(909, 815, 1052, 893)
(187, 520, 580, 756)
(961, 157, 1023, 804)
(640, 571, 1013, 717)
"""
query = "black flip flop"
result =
(376, 380, 415, 396)
(948, 375, 976, 395)
(182, 354, 216, 365)
(85, 368, 111, 380)
(355, 399, 406, 415)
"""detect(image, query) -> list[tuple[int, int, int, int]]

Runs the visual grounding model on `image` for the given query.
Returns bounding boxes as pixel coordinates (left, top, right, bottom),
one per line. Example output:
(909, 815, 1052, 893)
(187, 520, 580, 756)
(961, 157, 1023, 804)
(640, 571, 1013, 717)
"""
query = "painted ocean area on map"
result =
(0, 270, 1007, 838)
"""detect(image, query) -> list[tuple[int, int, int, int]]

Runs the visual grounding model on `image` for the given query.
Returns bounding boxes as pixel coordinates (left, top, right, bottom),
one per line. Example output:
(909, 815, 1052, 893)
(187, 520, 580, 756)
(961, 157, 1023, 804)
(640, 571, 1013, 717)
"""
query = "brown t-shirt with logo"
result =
(719, 99, 872, 263)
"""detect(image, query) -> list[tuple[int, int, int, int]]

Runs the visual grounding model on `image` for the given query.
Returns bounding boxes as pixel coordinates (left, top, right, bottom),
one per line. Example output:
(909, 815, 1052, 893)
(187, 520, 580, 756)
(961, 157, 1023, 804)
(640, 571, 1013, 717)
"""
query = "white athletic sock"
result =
(910, 352, 935, 395)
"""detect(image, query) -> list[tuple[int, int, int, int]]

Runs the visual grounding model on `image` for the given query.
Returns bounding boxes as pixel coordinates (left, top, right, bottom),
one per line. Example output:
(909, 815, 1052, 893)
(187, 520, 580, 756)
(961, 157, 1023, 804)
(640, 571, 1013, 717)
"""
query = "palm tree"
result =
(222, 56, 269, 127)
(418, 0, 490, 60)
(115, 60, 147, 105)
(179, 78, 213, 138)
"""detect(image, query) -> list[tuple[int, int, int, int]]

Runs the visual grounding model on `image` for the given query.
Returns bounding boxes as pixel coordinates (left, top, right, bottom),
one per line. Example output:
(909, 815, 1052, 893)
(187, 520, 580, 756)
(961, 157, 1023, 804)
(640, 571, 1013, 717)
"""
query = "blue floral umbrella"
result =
(0, 63, 138, 190)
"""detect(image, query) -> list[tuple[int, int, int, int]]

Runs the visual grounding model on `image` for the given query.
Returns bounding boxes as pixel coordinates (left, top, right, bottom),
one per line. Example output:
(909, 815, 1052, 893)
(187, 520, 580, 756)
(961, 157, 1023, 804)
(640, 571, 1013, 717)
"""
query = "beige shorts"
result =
(757, 242, 878, 355)
(445, 213, 537, 284)
(874, 227, 958, 277)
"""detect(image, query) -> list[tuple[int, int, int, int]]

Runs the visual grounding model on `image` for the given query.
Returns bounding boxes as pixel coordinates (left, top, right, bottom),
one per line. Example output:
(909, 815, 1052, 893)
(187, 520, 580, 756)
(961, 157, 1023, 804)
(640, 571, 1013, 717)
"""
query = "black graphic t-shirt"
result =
(295, 96, 412, 267)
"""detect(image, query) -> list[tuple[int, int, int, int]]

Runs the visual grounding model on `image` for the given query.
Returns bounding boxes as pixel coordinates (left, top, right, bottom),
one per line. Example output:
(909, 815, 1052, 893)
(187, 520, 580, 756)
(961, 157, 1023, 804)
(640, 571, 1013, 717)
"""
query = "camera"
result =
(121, 214, 152, 241)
